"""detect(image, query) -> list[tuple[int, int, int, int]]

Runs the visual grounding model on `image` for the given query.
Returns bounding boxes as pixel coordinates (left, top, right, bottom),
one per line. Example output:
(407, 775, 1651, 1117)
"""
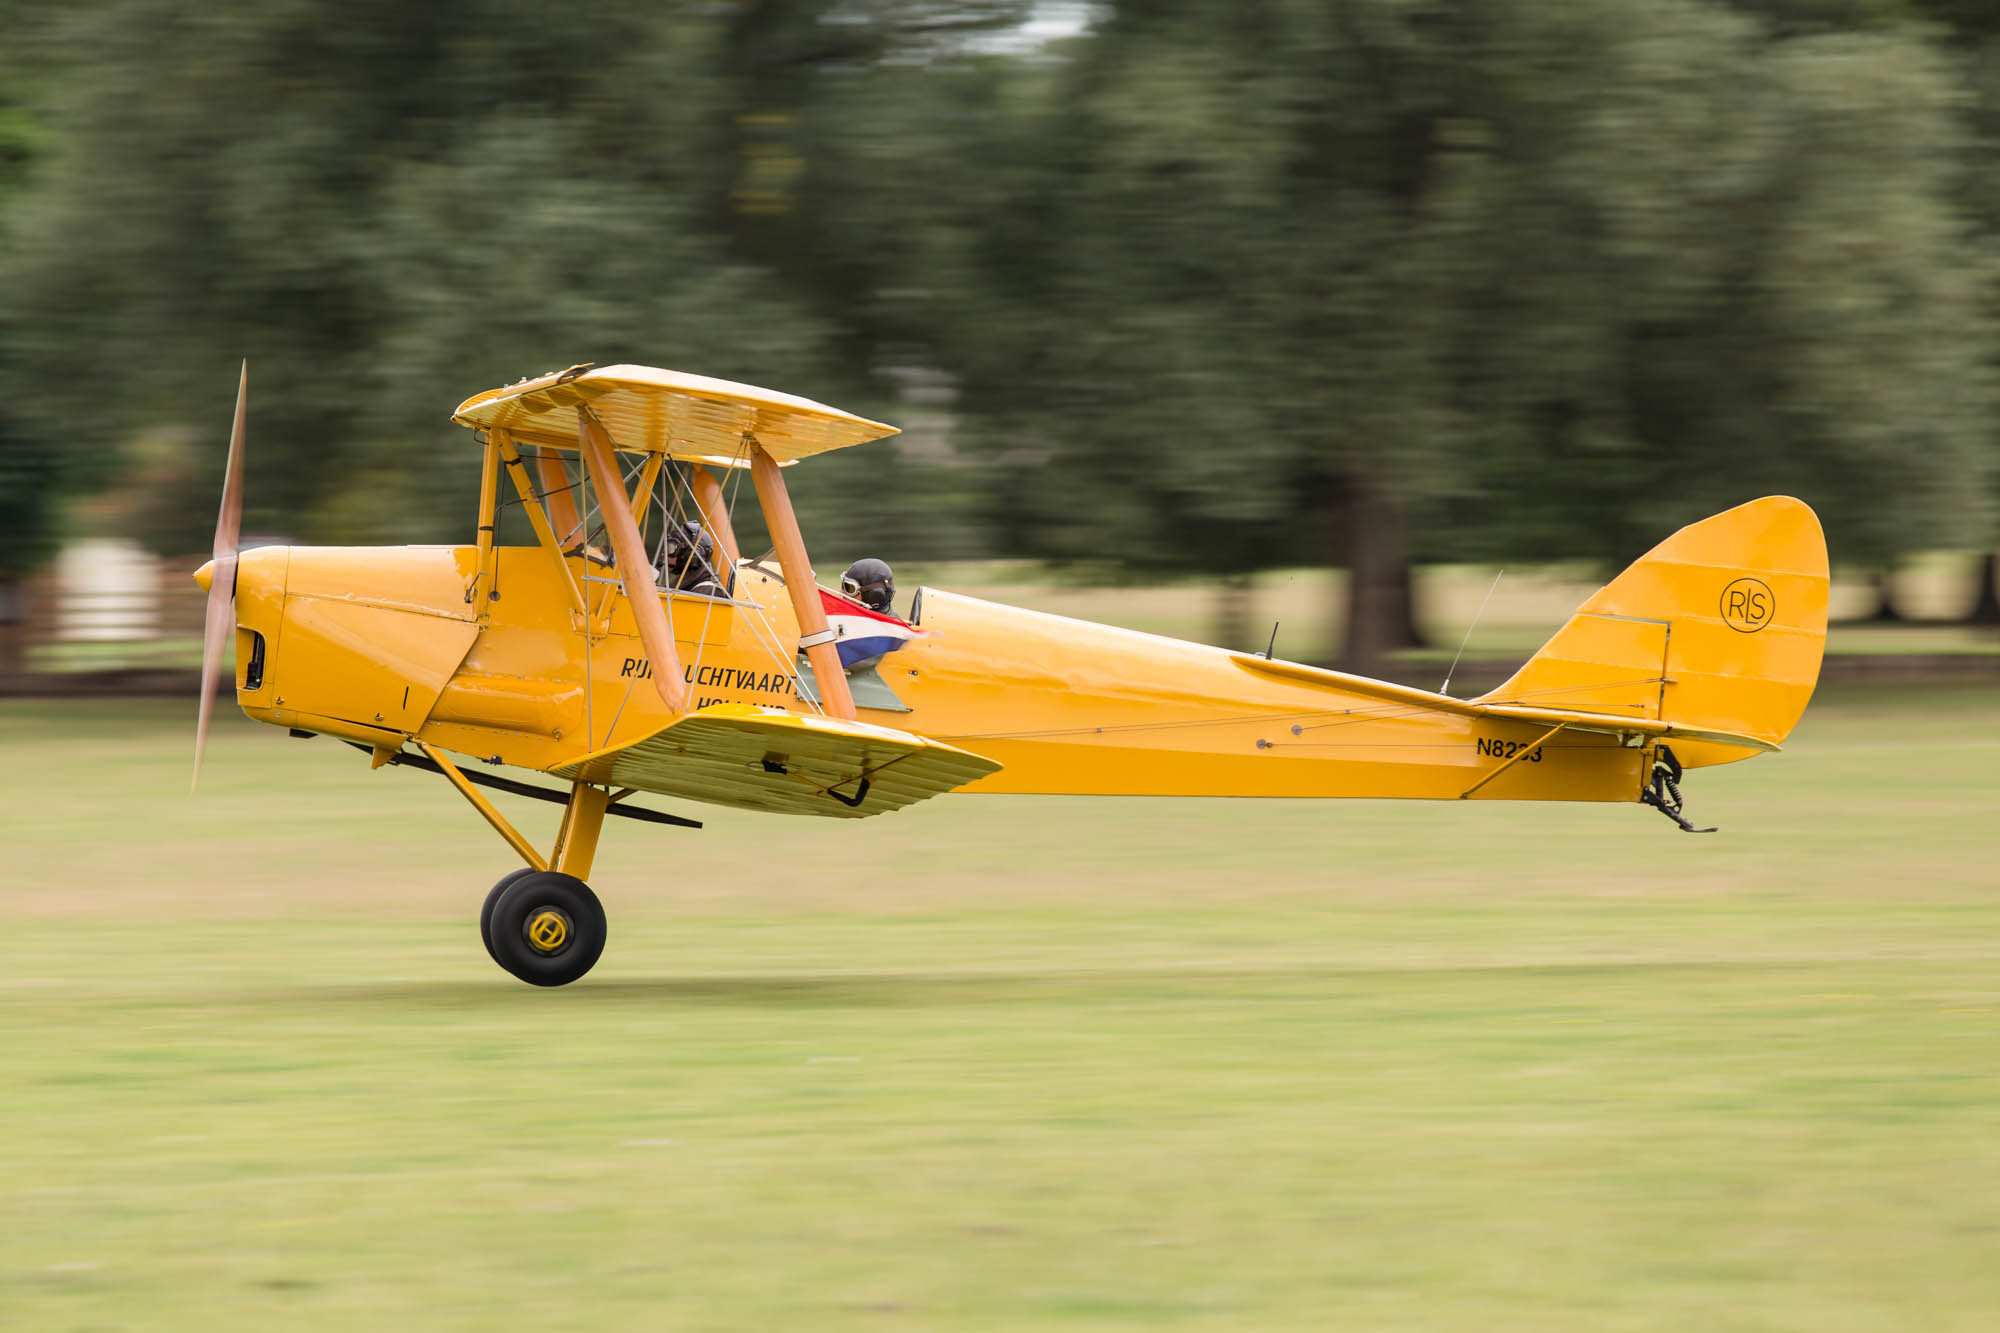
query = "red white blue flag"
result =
(819, 589, 921, 670)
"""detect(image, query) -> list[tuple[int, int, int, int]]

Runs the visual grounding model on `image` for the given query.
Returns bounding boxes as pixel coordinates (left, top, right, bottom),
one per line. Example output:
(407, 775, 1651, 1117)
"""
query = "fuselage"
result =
(220, 544, 1645, 808)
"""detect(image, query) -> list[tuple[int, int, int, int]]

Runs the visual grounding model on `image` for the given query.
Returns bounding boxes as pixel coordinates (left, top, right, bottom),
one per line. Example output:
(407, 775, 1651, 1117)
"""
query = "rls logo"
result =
(1720, 577, 1776, 633)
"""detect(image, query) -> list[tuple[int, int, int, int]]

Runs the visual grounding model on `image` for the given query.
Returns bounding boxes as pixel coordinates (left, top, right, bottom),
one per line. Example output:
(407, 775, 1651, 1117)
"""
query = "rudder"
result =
(1478, 497, 1828, 766)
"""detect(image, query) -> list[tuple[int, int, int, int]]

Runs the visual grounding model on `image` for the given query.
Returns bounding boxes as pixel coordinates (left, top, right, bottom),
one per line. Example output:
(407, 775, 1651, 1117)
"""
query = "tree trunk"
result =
(1338, 482, 1404, 677)
(1213, 572, 1255, 652)
(1968, 552, 2000, 626)
(0, 576, 24, 677)
(1867, 569, 1905, 623)
(1390, 558, 1426, 650)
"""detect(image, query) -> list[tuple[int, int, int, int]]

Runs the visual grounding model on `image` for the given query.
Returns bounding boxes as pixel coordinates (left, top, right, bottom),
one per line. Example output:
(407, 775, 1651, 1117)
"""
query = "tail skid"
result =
(1640, 745, 1717, 832)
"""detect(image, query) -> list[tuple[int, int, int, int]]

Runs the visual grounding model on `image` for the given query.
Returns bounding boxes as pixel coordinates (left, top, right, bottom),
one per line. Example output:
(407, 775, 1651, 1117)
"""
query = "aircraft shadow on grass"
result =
(273, 970, 1216, 1011)
(265, 957, 1793, 1011)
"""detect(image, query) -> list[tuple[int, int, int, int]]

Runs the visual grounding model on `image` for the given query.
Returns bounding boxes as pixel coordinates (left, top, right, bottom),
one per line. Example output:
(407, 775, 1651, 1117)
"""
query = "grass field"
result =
(4, 687, 1998, 1329)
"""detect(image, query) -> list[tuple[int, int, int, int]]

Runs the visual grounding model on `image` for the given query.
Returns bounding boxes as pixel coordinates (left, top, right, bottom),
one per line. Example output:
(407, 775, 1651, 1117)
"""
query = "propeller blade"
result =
(193, 361, 247, 793)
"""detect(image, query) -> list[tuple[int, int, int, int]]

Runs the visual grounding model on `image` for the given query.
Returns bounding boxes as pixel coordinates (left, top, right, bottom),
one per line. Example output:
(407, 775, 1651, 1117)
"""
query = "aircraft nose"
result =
(193, 559, 214, 593)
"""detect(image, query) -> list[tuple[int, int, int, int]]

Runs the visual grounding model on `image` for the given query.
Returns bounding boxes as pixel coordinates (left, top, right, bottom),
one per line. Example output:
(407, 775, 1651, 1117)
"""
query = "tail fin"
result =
(1477, 497, 1828, 766)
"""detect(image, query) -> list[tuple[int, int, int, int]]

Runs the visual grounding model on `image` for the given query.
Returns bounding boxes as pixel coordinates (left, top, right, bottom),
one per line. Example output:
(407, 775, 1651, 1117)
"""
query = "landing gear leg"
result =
(478, 781, 613, 987)
(422, 745, 616, 987)
(476, 780, 608, 984)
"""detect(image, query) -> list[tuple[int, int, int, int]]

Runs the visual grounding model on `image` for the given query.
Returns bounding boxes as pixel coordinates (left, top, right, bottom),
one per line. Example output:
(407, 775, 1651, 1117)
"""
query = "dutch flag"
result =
(819, 589, 922, 671)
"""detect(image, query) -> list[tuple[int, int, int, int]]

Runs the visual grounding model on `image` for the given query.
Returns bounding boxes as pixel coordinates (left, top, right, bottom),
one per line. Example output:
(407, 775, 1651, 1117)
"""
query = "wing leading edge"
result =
(451, 364, 899, 468)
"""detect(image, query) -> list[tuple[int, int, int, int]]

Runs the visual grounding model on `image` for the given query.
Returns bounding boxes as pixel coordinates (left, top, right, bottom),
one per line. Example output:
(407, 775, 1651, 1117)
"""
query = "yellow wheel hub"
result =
(525, 908, 571, 954)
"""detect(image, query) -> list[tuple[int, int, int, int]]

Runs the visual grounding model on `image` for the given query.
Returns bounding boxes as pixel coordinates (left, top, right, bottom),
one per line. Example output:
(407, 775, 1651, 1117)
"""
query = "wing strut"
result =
(750, 441, 857, 721)
(535, 447, 586, 549)
(578, 409, 688, 714)
(629, 450, 665, 542)
(471, 428, 501, 610)
(690, 466, 742, 569)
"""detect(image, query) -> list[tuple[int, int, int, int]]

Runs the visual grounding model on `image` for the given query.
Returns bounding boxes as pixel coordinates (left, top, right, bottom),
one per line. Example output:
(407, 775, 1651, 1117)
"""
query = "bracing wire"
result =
(1440, 569, 1503, 698)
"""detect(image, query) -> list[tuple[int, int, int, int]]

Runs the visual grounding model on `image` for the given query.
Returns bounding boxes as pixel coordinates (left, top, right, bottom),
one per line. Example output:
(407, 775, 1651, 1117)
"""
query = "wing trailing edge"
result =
(548, 703, 1002, 819)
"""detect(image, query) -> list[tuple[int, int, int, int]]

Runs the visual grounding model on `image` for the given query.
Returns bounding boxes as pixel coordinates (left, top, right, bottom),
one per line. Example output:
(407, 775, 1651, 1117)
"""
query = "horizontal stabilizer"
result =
(1476, 704, 1779, 753)
(1233, 654, 1777, 754)
(550, 703, 1002, 819)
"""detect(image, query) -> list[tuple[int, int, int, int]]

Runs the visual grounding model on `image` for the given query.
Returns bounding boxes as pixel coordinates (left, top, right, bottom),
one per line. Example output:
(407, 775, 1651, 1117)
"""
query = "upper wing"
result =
(548, 702, 1003, 819)
(452, 363, 898, 468)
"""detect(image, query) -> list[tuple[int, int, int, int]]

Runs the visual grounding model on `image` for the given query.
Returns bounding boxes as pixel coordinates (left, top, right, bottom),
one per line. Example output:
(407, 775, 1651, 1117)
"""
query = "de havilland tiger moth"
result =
(191, 362, 1830, 986)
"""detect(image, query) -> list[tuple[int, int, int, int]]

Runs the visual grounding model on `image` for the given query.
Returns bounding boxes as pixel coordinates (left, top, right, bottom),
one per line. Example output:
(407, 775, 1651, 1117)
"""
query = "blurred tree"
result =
(793, 0, 1992, 664)
(0, 371, 57, 675)
(788, 2, 1470, 667)
(1926, 3, 2000, 624)
(2, 0, 1994, 665)
(1451, 10, 1994, 591)
(1727, 0, 2000, 621)
(0, 89, 57, 673)
(0, 1, 847, 553)
(696, 0, 1044, 566)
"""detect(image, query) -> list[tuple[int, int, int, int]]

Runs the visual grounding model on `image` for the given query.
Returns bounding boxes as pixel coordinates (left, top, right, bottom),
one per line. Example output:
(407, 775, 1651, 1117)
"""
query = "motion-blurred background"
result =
(5, 7, 2000, 1328)
(1, 0, 1997, 683)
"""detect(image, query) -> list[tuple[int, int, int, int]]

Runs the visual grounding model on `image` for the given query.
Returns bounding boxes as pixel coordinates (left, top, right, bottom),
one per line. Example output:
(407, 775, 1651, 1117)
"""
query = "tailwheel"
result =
(485, 870, 607, 987)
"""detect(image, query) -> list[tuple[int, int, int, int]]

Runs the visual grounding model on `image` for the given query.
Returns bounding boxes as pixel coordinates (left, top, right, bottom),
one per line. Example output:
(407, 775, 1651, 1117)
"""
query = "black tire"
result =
(487, 871, 607, 987)
(480, 868, 539, 964)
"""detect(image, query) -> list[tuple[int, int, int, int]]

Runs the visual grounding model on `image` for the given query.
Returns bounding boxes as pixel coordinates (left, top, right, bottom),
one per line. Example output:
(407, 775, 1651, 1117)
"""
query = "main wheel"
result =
(487, 871, 607, 987)
(479, 868, 538, 964)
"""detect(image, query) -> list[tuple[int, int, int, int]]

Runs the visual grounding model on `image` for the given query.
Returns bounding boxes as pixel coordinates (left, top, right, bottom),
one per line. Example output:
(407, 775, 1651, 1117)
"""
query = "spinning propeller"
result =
(192, 361, 247, 793)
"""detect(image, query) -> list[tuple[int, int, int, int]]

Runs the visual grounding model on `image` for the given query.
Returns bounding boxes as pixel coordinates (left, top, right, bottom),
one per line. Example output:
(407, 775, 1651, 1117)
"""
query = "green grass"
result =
(3, 686, 1998, 1329)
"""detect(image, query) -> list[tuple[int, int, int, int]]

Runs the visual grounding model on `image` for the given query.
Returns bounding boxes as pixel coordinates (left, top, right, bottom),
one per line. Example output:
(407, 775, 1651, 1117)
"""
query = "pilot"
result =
(841, 558, 896, 615)
(663, 521, 725, 597)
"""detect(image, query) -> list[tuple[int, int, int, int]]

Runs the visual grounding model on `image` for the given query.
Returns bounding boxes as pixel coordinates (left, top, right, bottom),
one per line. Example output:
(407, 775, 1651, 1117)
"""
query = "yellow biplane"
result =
(194, 363, 1828, 985)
